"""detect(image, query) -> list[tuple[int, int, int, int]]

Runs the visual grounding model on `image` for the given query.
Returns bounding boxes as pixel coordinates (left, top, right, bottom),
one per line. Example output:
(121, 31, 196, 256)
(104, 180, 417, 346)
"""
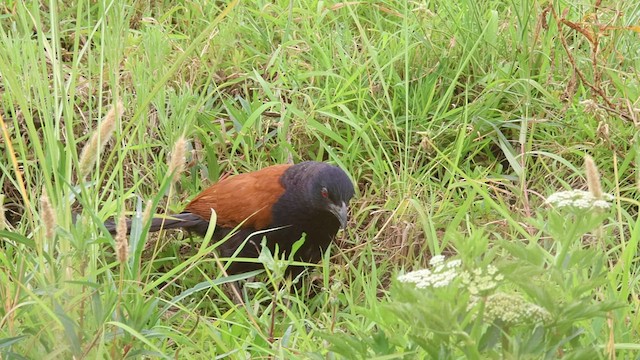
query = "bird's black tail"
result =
(104, 212, 208, 235)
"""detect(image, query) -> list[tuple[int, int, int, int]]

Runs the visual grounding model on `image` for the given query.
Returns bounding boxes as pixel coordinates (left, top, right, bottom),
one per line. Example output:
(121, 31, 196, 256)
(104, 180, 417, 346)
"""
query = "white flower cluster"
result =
(482, 292, 552, 326)
(460, 265, 503, 296)
(545, 190, 614, 210)
(398, 255, 461, 289)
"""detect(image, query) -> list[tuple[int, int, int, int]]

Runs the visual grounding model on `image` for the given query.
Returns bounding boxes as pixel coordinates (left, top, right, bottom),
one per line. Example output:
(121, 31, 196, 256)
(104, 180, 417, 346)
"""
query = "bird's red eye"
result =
(321, 187, 329, 199)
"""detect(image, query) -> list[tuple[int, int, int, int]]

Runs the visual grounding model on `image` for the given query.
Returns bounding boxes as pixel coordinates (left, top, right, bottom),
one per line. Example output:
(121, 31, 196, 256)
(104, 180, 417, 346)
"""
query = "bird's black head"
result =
(284, 161, 355, 228)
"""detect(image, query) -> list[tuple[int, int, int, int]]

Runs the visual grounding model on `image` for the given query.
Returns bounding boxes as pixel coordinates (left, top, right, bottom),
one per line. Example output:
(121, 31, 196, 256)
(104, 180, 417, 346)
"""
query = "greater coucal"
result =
(107, 161, 355, 276)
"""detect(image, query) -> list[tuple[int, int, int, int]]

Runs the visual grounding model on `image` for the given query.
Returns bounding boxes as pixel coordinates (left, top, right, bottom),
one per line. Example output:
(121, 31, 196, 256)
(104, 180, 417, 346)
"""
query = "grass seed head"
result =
(78, 100, 124, 179)
(115, 211, 129, 263)
(584, 155, 603, 199)
(142, 200, 154, 226)
(40, 188, 56, 239)
(168, 136, 187, 184)
(0, 194, 5, 231)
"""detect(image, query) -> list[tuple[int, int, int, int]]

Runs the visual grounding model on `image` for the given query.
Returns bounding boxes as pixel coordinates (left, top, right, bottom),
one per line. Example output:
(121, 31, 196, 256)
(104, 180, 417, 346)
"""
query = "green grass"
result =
(1, 0, 640, 358)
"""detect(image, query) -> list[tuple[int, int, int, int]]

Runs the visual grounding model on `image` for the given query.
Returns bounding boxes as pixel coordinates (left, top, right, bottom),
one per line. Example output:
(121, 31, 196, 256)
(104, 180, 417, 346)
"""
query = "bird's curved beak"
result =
(328, 202, 348, 229)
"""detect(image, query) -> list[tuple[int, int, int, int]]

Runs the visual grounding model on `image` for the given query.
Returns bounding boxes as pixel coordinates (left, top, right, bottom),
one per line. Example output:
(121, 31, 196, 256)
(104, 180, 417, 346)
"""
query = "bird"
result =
(106, 161, 355, 277)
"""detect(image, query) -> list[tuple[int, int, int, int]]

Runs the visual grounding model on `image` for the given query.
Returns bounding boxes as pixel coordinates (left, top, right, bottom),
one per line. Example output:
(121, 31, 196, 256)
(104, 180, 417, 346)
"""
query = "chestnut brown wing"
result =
(185, 164, 291, 230)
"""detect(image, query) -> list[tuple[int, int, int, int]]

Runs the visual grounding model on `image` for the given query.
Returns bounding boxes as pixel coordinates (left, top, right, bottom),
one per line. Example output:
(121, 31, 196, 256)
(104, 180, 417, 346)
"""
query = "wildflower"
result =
(446, 259, 461, 268)
(480, 292, 552, 326)
(460, 265, 502, 296)
(328, 280, 343, 305)
(429, 255, 445, 266)
(545, 190, 613, 210)
(398, 256, 461, 289)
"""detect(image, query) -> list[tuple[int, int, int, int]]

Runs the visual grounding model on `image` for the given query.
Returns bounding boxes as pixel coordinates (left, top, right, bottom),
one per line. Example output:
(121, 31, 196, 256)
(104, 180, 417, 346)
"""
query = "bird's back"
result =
(185, 164, 292, 230)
